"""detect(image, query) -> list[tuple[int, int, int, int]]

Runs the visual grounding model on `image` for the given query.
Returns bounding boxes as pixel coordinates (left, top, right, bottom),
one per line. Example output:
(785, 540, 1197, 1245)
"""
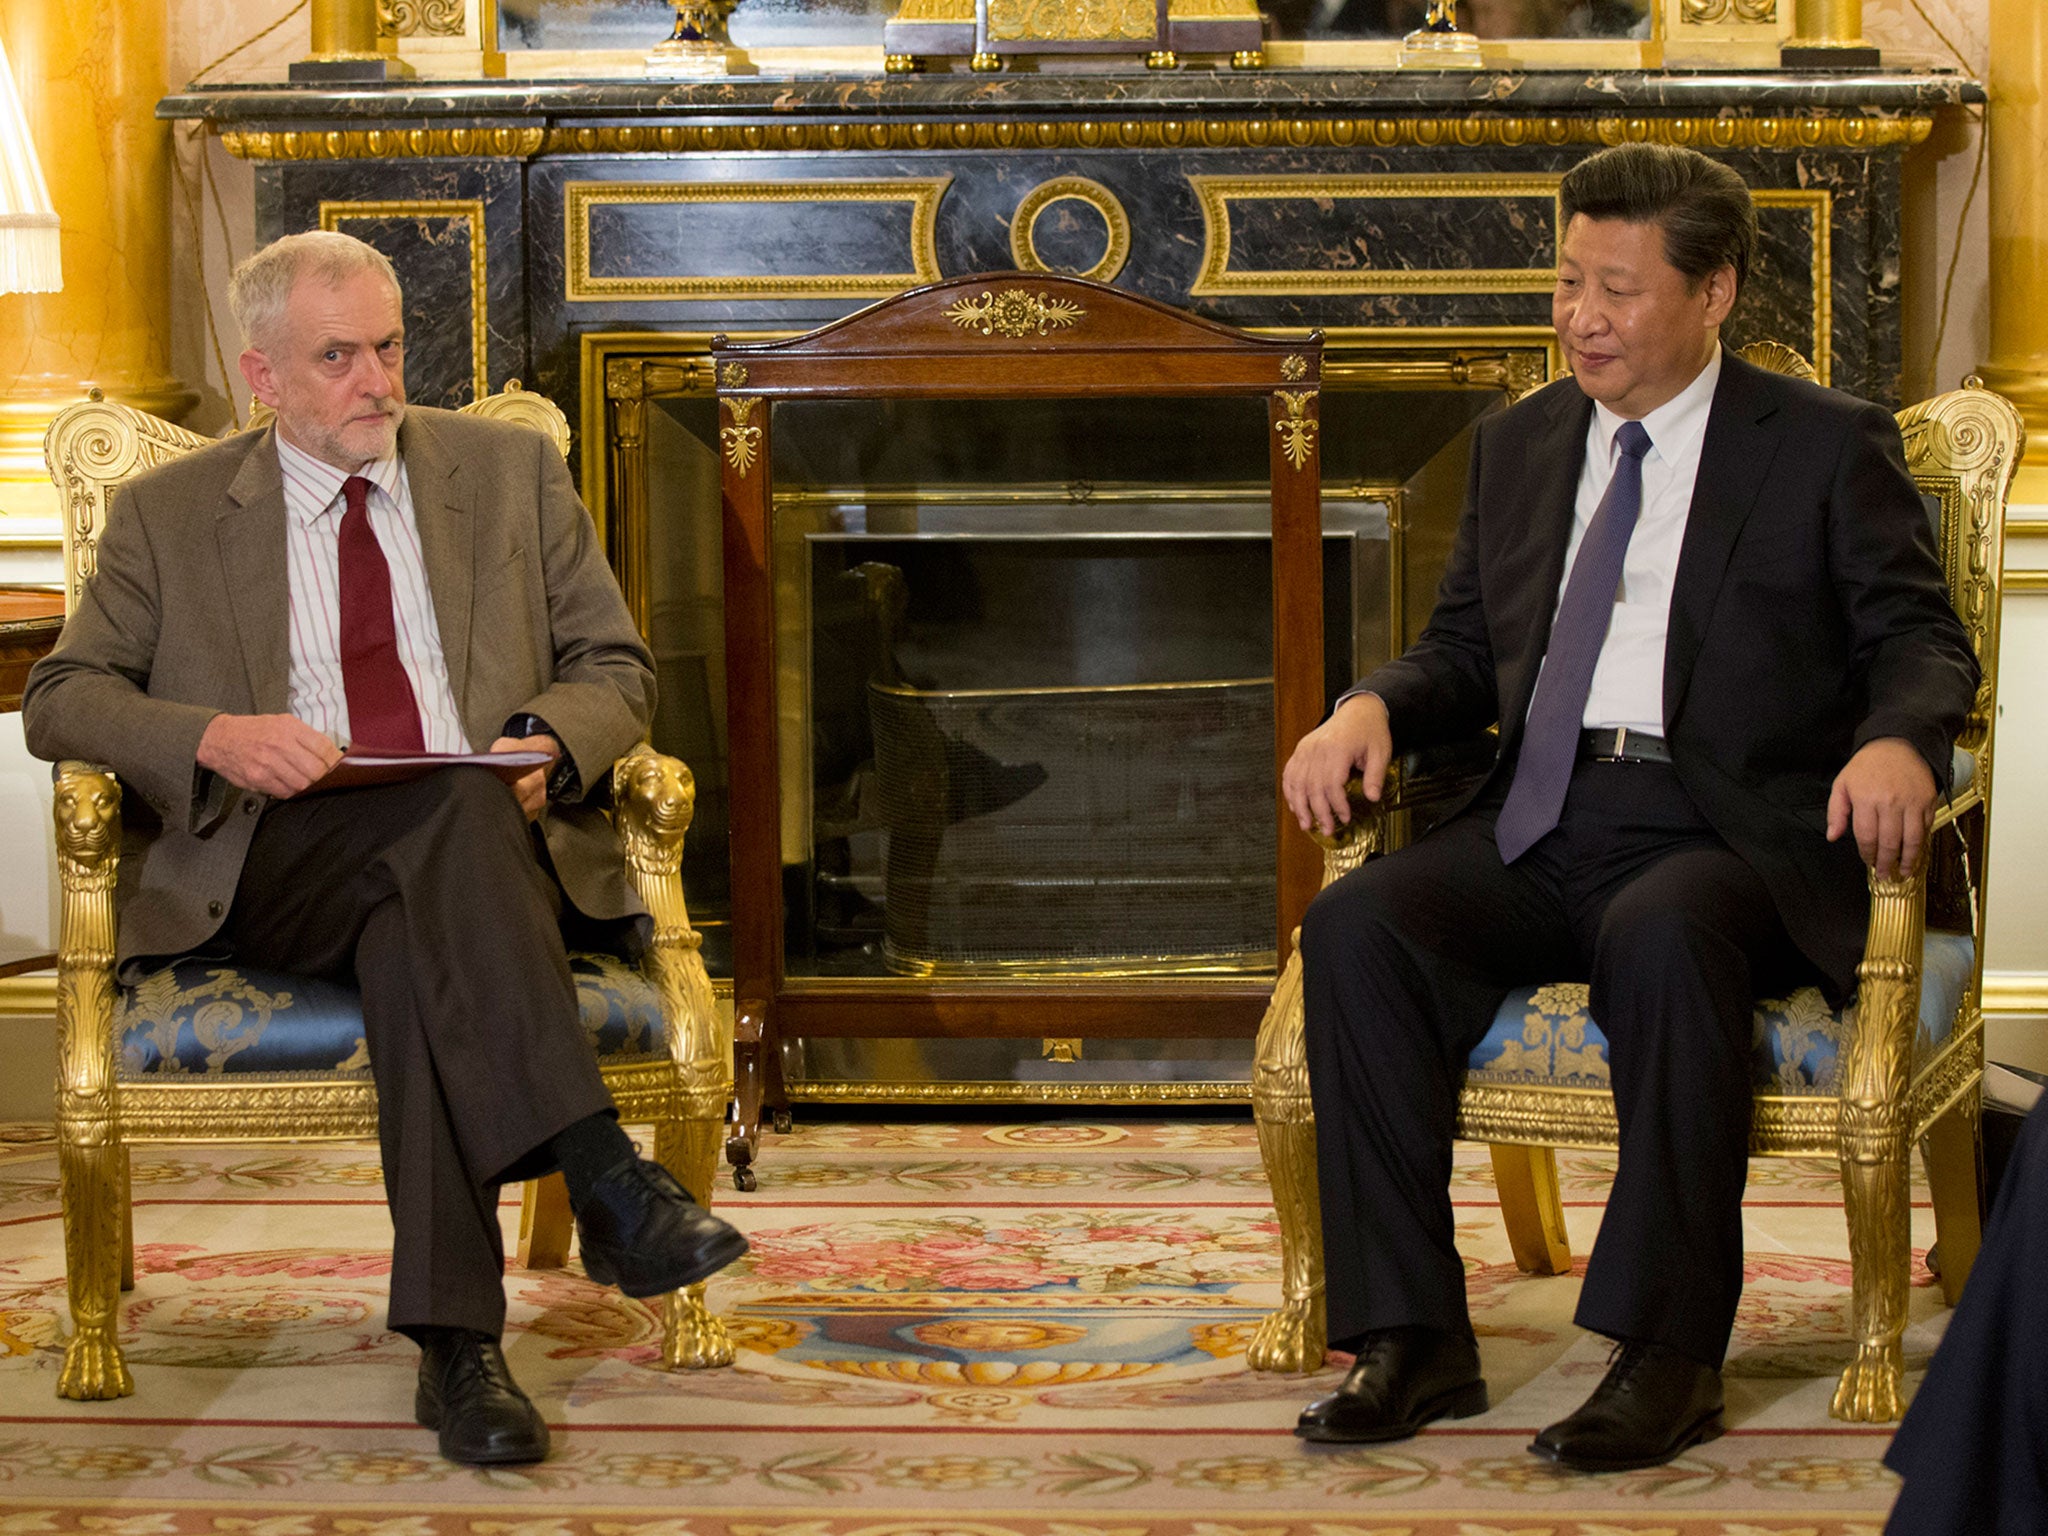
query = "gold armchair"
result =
(1248, 375, 2023, 1424)
(40, 387, 737, 1400)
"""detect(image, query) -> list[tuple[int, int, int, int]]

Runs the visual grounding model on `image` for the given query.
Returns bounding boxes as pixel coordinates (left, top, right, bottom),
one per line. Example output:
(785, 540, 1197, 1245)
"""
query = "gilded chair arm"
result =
(1308, 733, 1495, 888)
(1830, 858, 1928, 1423)
(609, 745, 726, 1108)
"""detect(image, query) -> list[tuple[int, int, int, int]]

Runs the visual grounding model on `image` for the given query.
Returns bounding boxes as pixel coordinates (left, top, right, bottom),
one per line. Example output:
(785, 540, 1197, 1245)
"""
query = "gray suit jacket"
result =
(23, 407, 657, 969)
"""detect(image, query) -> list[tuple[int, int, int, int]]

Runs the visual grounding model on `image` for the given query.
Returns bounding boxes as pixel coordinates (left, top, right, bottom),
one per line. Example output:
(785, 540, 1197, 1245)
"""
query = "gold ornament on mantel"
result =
(646, 0, 740, 78)
(1399, 0, 1482, 68)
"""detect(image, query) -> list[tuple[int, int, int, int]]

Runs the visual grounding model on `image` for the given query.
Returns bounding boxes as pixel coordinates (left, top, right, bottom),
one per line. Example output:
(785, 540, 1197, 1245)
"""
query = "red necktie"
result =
(337, 474, 425, 751)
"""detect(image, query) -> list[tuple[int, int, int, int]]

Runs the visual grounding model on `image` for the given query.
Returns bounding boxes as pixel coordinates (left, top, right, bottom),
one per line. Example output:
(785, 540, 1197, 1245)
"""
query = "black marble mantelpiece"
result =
(161, 69, 1982, 430)
(162, 69, 1980, 125)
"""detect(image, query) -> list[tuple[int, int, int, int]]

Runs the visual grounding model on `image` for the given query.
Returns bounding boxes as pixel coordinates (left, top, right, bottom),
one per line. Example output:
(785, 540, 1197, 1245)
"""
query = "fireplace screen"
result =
(764, 393, 1385, 982)
(615, 338, 1534, 1090)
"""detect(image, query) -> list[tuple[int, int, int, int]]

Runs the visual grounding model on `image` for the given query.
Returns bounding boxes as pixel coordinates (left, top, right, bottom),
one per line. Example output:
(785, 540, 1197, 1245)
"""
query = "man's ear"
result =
(238, 347, 278, 408)
(1700, 264, 1738, 329)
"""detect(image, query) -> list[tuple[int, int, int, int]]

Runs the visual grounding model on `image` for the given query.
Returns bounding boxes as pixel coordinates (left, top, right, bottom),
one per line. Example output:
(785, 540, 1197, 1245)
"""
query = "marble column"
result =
(0, 0, 192, 523)
(1979, 0, 2048, 474)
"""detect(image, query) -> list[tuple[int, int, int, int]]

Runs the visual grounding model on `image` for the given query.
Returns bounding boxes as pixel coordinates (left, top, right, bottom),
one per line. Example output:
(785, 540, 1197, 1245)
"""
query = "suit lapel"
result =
(1663, 354, 1782, 724)
(1498, 382, 1595, 739)
(218, 432, 291, 714)
(399, 413, 477, 721)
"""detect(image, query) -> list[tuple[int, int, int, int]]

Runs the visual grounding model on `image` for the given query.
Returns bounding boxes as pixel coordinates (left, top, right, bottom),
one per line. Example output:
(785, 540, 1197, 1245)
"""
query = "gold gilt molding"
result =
(217, 116, 1935, 162)
(221, 127, 547, 160)
(318, 200, 489, 401)
(1010, 175, 1131, 284)
(944, 286, 1087, 336)
(785, 1078, 1253, 1105)
(385, 0, 469, 36)
(564, 179, 949, 302)
(1191, 173, 1563, 298)
(1751, 187, 1833, 386)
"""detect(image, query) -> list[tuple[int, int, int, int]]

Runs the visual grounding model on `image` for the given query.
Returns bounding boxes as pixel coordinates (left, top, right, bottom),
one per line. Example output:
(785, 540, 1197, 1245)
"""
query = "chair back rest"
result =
(44, 383, 573, 615)
(1896, 382, 2025, 768)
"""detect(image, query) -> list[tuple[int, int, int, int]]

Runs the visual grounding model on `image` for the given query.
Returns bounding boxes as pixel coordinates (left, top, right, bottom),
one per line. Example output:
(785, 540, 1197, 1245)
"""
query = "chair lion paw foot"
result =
(1247, 1299, 1326, 1373)
(662, 1282, 736, 1369)
(57, 1331, 134, 1400)
(1830, 1341, 1903, 1422)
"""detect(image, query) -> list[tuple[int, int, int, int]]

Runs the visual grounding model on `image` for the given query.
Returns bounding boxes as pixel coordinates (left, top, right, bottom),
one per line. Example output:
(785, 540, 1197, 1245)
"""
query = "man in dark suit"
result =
(1280, 144, 1977, 1471)
(24, 231, 747, 1467)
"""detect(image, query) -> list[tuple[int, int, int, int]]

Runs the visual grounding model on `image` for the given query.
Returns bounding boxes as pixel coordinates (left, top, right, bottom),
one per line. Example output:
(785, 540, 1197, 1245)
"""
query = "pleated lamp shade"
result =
(0, 35, 59, 295)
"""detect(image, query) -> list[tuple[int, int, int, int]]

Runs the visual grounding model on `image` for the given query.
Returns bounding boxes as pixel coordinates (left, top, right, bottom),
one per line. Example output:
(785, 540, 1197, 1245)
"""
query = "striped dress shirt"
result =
(276, 432, 471, 753)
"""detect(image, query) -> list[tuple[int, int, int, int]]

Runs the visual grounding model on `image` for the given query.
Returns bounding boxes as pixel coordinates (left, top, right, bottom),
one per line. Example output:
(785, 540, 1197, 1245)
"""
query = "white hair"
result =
(227, 231, 401, 352)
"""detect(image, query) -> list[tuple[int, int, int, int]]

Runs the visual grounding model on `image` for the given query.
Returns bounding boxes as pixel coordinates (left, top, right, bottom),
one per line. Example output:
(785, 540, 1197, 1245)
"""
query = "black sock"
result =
(404, 1322, 496, 1353)
(550, 1111, 638, 1211)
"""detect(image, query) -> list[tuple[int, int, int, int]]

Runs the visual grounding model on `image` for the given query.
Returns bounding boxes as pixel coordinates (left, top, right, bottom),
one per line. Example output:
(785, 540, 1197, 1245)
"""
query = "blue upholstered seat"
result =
(1465, 931, 1977, 1096)
(114, 952, 669, 1080)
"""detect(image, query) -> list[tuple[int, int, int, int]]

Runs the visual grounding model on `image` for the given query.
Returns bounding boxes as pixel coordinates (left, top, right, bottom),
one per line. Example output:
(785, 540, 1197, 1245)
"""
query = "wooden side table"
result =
(0, 586, 63, 713)
(1, 586, 64, 978)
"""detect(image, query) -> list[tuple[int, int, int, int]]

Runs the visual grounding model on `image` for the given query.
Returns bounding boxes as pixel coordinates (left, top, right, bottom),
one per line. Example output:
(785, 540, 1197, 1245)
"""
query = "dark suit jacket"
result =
(1359, 352, 1979, 995)
(23, 407, 657, 971)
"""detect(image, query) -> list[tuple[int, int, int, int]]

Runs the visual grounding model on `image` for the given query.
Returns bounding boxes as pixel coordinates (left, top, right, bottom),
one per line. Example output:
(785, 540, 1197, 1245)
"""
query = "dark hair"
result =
(1558, 143, 1756, 294)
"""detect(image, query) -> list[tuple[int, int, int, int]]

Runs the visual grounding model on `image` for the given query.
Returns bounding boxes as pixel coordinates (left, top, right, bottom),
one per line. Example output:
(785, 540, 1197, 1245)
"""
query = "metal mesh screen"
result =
(869, 678, 1277, 974)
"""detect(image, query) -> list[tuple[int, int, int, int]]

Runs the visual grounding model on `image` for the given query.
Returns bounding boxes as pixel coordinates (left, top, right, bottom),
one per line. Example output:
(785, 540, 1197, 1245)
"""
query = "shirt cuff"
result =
(502, 713, 582, 802)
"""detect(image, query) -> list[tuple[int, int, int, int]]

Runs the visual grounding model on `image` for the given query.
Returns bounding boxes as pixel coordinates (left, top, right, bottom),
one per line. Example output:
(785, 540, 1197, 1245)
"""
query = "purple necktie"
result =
(337, 474, 426, 752)
(1494, 419, 1653, 864)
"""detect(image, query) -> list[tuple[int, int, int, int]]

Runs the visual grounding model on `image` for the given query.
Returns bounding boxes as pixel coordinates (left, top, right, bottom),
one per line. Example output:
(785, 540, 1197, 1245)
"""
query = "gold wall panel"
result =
(1751, 187, 1833, 387)
(1010, 175, 1131, 283)
(318, 199, 489, 401)
(1189, 174, 1563, 298)
(564, 179, 950, 302)
(219, 117, 1934, 162)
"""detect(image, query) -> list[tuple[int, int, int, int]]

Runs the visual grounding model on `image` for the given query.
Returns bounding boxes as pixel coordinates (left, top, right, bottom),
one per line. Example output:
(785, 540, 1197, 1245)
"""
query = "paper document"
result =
(308, 748, 554, 794)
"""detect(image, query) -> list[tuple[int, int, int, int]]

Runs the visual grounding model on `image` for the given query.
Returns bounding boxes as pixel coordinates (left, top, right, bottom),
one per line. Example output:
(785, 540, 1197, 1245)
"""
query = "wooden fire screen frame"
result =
(712, 272, 1324, 1181)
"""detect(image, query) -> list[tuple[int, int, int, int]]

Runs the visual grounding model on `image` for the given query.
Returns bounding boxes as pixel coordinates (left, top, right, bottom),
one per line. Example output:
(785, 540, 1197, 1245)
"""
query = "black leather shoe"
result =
(575, 1156, 749, 1298)
(1295, 1326, 1488, 1444)
(414, 1333, 549, 1466)
(1530, 1341, 1724, 1472)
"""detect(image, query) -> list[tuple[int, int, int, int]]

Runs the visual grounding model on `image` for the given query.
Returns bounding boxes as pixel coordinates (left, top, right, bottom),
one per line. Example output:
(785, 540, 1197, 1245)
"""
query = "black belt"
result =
(1579, 727, 1672, 765)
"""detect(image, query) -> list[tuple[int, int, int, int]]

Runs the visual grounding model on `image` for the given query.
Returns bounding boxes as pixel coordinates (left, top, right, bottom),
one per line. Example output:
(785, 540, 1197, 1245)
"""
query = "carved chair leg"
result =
(1489, 1143, 1572, 1275)
(55, 1117, 133, 1400)
(118, 1145, 135, 1292)
(516, 1173, 573, 1270)
(1921, 1089, 1984, 1307)
(655, 1118, 736, 1369)
(1248, 944, 1328, 1372)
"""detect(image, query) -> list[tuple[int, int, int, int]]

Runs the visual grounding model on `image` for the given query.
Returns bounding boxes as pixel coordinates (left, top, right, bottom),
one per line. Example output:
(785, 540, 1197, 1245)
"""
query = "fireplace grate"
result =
(869, 677, 1278, 975)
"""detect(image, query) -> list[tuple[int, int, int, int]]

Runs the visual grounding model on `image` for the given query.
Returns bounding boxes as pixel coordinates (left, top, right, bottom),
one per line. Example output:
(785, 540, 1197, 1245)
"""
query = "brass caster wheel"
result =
(733, 1164, 758, 1192)
(1231, 48, 1265, 68)
(884, 52, 920, 72)
(772, 1108, 794, 1134)
(1145, 49, 1179, 68)
(970, 50, 1003, 70)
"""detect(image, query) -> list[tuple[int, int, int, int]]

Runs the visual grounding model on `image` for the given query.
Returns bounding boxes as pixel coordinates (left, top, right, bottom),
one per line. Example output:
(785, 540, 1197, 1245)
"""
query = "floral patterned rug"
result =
(0, 1115, 1943, 1536)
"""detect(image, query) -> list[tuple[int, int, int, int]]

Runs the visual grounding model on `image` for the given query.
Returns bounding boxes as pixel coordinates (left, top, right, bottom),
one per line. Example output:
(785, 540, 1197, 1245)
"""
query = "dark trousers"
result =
(219, 767, 613, 1339)
(1301, 758, 1817, 1368)
(1884, 1099, 2048, 1534)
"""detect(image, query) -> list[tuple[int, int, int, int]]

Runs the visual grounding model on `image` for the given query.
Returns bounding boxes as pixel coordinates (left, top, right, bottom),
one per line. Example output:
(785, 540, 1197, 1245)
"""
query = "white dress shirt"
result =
(276, 433, 471, 753)
(1556, 344, 1723, 736)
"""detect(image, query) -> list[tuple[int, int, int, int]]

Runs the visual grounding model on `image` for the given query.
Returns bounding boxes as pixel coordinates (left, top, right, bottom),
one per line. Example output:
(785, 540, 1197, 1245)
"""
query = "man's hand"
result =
(1282, 692, 1394, 837)
(490, 733, 562, 821)
(196, 714, 343, 800)
(1827, 736, 1938, 881)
